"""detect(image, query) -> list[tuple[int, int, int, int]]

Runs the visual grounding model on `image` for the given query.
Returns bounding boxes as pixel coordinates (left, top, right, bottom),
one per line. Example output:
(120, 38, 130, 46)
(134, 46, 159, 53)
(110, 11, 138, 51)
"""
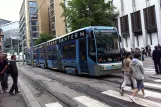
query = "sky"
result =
(0, 0, 23, 22)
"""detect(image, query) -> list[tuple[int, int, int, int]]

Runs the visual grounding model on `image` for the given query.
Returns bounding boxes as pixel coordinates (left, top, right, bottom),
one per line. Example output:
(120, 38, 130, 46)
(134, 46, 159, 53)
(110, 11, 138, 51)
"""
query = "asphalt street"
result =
(17, 57, 161, 107)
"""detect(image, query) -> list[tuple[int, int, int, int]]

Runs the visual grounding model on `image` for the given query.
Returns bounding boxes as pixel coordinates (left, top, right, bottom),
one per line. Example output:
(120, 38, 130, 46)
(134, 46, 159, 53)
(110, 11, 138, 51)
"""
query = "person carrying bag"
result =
(120, 52, 136, 96)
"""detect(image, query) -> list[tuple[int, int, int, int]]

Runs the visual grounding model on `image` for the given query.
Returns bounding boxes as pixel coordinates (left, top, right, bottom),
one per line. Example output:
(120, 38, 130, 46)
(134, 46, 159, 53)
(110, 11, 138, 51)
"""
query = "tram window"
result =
(88, 36, 96, 62)
(47, 50, 52, 60)
(79, 40, 86, 60)
(62, 45, 69, 58)
(69, 44, 76, 58)
(52, 48, 57, 60)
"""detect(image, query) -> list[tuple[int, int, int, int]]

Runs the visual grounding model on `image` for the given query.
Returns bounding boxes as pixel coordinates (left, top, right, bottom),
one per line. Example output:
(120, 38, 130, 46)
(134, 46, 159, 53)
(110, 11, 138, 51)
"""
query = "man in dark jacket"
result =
(0, 54, 8, 93)
(9, 55, 20, 95)
(152, 46, 161, 74)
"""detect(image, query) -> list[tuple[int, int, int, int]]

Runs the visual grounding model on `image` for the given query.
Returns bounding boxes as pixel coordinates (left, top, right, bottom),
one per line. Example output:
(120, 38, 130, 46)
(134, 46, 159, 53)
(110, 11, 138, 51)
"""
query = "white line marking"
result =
(45, 102, 63, 107)
(144, 68, 155, 71)
(102, 90, 161, 107)
(144, 82, 161, 89)
(124, 86, 161, 99)
(74, 96, 110, 107)
(154, 79, 161, 83)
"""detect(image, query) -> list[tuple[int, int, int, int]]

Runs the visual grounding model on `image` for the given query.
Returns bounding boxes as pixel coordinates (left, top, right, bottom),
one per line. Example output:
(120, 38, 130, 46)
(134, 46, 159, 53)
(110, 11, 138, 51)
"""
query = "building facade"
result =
(19, 0, 50, 49)
(111, 0, 161, 50)
(0, 21, 20, 53)
(49, 0, 66, 37)
(0, 19, 10, 51)
(0, 19, 10, 26)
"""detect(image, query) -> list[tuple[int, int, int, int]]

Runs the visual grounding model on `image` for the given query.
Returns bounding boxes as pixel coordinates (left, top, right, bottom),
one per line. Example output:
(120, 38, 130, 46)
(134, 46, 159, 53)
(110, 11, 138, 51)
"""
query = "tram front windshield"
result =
(95, 30, 121, 63)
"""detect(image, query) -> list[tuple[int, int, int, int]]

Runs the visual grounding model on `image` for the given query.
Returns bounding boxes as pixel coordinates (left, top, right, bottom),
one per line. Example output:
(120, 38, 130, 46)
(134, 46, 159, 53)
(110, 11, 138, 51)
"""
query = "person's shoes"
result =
(130, 96, 136, 103)
(15, 91, 21, 94)
(120, 89, 124, 96)
(144, 95, 148, 98)
(9, 92, 15, 95)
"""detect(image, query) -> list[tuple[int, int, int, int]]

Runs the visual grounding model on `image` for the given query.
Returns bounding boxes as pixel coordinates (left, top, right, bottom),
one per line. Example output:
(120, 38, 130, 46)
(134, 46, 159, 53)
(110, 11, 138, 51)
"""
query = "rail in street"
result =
(17, 61, 161, 107)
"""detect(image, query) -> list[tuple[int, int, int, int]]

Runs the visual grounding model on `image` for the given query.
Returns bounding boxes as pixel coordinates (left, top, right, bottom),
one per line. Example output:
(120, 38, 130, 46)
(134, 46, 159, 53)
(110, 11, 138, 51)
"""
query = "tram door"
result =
(79, 38, 89, 73)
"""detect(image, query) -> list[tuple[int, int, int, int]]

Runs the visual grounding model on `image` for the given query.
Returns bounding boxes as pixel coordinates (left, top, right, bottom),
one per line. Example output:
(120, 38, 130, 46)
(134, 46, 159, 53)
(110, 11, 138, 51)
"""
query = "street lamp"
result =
(0, 28, 4, 53)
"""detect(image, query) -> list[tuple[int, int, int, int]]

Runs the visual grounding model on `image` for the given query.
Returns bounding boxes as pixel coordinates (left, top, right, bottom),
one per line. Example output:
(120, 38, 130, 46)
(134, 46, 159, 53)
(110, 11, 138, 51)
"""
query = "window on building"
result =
(50, 0, 54, 3)
(29, 1, 37, 7)
(120, 15, 129, 37)
(52, 23, 55, 30)
(32, 33, 39, 38)
(32, 26, 38, 31)
(51, 10, 54, 17)
(52, 30, 56, 37)
(50, 4, 54, 10)
(131, 11, 142, 30)
(30, 14, 38, 19)
(51, 17, 55, 23)
(31, 20, 38, 26)
(144, 5, 157, 28)
(29, 8, 37, 13)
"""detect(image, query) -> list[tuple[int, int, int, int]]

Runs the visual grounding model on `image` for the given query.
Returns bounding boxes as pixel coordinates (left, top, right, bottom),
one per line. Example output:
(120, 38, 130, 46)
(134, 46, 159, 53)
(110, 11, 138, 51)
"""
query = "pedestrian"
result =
(145, 46, 148, 57)
(141, 48, 145, 61)
(148, 46, 152, 57)
(8, 55, 21, 95)
(158, 44, 161, 50)
(130, 53, 147, 103)
(120, 52, 136, 96)
(3, 54, 9, 90)
(0, 54, 8, 93)
(152, 46, 161, 74)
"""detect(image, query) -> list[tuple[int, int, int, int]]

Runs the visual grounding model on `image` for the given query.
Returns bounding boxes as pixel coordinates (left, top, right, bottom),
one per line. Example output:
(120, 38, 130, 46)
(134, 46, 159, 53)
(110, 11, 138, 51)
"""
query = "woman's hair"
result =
(134, 53, 141, 59)
(125, 52, 131, 58)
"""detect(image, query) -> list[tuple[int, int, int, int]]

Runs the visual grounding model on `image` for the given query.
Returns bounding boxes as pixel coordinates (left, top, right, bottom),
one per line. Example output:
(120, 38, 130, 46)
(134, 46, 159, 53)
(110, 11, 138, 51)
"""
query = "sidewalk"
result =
(143, 57, 161, 79)
(0, 77, 28, 107)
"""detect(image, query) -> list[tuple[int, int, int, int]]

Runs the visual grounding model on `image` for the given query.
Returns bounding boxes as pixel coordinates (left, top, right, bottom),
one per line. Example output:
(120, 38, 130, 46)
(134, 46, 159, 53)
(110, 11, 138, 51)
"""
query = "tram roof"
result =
(47, 26, 117, 43)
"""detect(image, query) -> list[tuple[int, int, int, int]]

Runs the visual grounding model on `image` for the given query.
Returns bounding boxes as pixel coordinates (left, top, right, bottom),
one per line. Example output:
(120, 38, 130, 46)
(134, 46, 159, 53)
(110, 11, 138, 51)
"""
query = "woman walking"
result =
(130, 53, 147, 102)
(120, 52, 136, 96)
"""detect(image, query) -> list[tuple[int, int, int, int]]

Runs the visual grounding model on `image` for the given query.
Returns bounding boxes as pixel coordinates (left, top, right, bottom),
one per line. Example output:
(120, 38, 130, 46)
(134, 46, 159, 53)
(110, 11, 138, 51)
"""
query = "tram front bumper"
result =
(94, 63, 122, 76)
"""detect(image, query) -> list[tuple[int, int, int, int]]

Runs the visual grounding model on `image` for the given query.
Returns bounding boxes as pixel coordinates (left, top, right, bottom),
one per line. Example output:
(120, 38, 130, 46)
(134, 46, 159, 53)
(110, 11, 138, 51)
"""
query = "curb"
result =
(18, 77, 42, 107)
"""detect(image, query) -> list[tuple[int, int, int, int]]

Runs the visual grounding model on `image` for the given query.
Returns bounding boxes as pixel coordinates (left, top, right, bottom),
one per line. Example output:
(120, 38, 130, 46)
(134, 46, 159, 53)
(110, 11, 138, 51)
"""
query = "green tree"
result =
(61, 0, 115, 31)
(35, 33, 53, 45)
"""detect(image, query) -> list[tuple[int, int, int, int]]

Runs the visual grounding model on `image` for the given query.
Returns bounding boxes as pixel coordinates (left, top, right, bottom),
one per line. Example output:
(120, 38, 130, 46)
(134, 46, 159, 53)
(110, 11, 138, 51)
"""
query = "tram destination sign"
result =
(48, 30, 86, 46)
(59, 30, 86, 43)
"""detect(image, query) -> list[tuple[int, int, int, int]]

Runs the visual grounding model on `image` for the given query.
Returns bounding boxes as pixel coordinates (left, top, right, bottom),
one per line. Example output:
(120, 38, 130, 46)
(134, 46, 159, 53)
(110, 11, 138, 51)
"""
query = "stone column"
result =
(155, 0, 161, 44)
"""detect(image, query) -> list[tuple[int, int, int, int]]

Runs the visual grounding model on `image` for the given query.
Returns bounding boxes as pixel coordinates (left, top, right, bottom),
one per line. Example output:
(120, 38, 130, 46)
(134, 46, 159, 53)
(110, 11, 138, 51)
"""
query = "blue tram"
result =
(26, 26, 122, 76)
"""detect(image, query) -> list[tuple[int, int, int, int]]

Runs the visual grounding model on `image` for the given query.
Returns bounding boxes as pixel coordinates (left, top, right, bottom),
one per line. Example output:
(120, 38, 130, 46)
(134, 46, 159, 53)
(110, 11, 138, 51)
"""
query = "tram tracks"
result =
(19, 66, 144, 107)
(20, 72, 78, 107)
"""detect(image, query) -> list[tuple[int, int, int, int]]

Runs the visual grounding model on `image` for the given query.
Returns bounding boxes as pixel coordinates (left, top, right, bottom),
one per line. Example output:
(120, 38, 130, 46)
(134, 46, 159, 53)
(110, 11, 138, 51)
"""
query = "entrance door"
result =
(79, 38, 89, 73)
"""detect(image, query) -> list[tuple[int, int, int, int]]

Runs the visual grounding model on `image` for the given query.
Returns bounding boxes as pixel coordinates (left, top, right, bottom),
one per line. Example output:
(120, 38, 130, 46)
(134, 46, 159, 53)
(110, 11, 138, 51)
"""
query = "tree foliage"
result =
(35, 33, 53, 45)
(61, 0, 115, 31)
